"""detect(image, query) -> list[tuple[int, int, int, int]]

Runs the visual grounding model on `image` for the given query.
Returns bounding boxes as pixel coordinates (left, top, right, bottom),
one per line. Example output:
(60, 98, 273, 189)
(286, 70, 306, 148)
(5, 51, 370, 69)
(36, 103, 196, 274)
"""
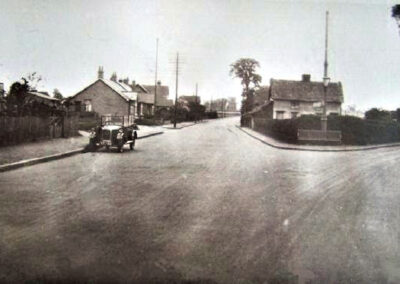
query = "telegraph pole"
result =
(321, 11, 330, 132)
(174, 52, 179, 129)
(154, 38, 159, 117)
(195, 83, 198, 123)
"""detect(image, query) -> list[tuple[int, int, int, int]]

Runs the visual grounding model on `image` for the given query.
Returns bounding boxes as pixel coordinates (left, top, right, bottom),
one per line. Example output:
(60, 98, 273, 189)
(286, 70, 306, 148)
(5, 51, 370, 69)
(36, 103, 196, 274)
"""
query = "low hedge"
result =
(134, 118, 164, 126)
(253, 115, 400, 145)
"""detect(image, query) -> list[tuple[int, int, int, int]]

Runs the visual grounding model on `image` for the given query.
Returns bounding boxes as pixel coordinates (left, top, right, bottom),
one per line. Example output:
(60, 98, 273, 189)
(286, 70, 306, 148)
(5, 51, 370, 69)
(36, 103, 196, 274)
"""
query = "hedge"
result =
(252, 115, 400, 145)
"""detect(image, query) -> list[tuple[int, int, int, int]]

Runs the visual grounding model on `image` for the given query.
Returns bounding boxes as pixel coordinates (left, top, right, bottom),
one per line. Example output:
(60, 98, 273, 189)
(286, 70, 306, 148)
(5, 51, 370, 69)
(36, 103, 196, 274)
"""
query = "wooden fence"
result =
(0, 115, 79, 146)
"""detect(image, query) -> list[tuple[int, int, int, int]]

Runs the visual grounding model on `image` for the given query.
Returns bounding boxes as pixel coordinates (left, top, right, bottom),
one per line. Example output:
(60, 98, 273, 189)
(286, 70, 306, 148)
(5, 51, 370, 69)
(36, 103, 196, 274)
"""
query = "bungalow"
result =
(67, 67, 138, 122)
(251, 74, 344, 120)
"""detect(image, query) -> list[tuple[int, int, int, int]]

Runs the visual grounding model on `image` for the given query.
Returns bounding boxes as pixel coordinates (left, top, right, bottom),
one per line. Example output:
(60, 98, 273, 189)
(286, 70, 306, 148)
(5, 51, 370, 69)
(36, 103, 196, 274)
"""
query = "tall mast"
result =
(154, 38, 159, 113)
(324, 11, 329, 78)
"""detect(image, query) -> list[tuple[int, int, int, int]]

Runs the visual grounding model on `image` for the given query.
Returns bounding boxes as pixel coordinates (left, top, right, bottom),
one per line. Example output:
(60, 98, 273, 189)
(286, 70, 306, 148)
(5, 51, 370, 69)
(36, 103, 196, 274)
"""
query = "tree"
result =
(188, 101, 206, 121)
(26, 72, 42, 90)
(6, 78, 31, 116)
(53, 88, 63, 100)
(229, 58, 262, 124)
(365, 108, 392, 121)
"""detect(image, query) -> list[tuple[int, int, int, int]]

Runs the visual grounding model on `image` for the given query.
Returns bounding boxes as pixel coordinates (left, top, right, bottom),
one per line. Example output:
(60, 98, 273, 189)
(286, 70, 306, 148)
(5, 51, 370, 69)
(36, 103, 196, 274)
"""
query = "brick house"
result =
(68, 68, 138, 121)
(68, 68, 173, 121)
(249, 74, 344, 120)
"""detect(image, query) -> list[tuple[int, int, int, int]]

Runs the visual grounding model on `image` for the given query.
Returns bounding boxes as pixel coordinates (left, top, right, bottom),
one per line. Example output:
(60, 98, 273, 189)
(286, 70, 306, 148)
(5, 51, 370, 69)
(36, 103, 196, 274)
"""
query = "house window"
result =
(291, 101, 300, 108)
(84, 99, 92, 112)
(291, 112, 298, 119)
(276, 111, 284, 119)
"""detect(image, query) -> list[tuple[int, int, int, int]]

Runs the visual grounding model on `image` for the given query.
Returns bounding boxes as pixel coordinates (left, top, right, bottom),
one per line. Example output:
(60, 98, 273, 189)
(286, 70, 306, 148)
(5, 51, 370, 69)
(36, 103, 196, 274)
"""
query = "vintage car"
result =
(88, 124, 138, 152)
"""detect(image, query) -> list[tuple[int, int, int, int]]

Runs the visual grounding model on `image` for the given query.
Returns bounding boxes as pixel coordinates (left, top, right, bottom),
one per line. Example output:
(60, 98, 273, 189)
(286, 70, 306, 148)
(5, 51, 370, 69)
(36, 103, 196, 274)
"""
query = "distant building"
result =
(133, 81, 173, 116)
(179, 95, 201, 104)
(249, 74, 344, 119)
(27, 91, 60, 105)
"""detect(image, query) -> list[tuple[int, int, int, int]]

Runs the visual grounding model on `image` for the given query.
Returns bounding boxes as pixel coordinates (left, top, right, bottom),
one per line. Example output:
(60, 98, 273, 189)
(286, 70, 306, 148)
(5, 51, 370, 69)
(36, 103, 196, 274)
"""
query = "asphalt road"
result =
(1, 117, 400, 283)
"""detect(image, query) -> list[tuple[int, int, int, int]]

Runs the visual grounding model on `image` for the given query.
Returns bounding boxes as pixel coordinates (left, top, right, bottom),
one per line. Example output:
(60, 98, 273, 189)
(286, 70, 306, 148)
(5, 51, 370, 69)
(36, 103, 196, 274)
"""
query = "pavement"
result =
(0, 124, 168, 172)
(239, 125, 400, 152)
(162, 121, 205, 129)
(1, 117, 400, 283)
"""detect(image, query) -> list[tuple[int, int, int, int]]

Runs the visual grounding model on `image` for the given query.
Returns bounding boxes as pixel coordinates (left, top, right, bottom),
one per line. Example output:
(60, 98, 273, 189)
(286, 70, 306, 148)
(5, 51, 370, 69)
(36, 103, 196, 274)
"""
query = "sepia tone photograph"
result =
(1, 0, 400, 283)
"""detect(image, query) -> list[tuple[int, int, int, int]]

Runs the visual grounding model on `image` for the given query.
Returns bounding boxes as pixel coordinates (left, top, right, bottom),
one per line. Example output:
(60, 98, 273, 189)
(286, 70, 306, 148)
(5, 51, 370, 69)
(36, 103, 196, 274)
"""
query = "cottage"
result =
(252, 74, 344, 120)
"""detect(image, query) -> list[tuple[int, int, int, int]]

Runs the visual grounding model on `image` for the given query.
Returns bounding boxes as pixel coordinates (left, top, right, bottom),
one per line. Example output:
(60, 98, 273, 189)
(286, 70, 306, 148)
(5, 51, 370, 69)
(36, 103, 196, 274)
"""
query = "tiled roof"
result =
(138, 93, 154, 104)
(101, 79, 138, 101)
(141, 85, 169, 98)
(270, 79, 343, 103)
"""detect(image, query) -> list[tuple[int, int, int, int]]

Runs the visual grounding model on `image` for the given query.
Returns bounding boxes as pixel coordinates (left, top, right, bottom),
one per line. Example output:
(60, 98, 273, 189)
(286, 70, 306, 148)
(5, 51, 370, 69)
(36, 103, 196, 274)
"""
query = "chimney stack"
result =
(98, 66, 104, 79)
(302, 74, 311, 82)
(110, 72, 117, 82)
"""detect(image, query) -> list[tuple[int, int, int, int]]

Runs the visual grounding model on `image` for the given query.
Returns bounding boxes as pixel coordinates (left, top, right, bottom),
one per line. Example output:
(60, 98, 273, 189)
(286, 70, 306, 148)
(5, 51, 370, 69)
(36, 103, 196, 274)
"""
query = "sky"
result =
(1, 0, 400, 111)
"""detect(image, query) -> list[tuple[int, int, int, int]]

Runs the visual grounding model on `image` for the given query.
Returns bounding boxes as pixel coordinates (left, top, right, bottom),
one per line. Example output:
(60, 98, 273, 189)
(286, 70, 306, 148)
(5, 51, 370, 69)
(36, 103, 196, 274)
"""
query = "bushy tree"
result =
(365, 108, 392, 121)
(188, 101, 206, 121)
(53, 88, 63, 100)
(6, 79, 31, 116)
(392, 5, 400, 34)
(230, 58, 261, 125)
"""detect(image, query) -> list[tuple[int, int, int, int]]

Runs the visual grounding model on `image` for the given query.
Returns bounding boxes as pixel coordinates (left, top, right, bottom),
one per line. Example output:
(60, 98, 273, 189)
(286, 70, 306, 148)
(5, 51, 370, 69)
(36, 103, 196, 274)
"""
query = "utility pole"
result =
(195, 83, 198, 123)
(321, 11, 330, 132)
(154, 38, 159, 118)
(174, 52, 179, 129)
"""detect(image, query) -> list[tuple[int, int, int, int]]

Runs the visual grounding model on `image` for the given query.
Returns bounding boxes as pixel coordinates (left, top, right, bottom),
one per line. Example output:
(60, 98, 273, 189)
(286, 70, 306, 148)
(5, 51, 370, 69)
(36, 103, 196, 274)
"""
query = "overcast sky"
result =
(1, 0, 400, 111)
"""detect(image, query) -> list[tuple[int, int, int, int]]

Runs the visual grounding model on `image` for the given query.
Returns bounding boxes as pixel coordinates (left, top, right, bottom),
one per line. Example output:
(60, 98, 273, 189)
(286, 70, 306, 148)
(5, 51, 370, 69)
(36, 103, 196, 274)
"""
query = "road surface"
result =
(1, 117, 400, 283)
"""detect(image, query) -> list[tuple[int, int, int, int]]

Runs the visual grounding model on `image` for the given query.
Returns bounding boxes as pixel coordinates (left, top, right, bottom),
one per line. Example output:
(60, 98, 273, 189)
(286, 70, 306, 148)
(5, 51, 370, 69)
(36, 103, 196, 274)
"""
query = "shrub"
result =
(206, 111, 218, 119)
(134, 118, 164, 126)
